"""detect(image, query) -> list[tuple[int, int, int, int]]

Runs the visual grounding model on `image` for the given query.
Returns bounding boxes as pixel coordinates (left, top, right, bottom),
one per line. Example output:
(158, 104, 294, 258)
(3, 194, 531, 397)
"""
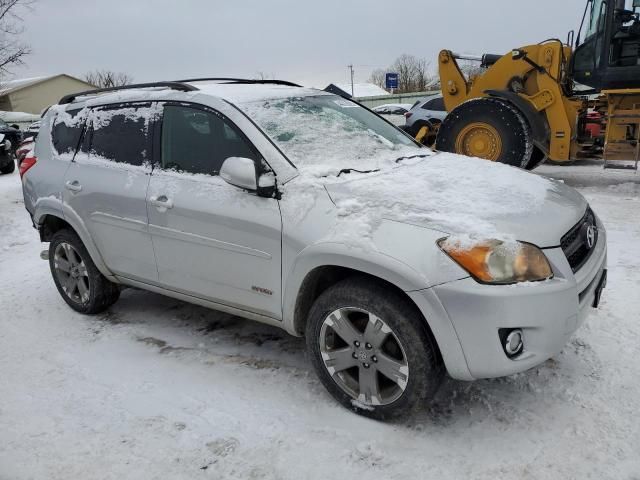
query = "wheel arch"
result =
(38, 212, 116, 281)
(289, 264, 444, 366)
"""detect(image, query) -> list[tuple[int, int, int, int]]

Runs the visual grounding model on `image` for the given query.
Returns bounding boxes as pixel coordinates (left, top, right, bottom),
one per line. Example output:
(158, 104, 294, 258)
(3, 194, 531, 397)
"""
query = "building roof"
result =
(0, 74, 93, 97)
(325, 83, 390, 99)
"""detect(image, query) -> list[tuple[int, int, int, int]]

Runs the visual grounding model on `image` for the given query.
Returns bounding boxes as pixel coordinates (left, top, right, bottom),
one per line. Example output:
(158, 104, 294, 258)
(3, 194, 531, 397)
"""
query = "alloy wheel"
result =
(319, 307, 409, 406)
(53, 242, 90, 304)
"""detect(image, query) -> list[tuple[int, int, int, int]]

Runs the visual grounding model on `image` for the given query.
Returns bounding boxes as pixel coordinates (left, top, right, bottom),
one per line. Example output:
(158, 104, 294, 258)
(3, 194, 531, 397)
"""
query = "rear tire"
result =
(0, 158, 15, 174)
(305, 277, 443, 420)
(436, 97, 533, 168)
(49, 229, 120, 314)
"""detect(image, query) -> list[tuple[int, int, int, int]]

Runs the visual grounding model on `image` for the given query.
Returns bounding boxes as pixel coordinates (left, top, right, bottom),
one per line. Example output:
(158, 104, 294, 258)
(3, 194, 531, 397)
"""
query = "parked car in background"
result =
(24, 120, 41, 138)
(15, 121, 40, 170)
(16, 136, 35, 170)
(0, 133, 15, 174)
(404, 94, 448, 136)
(22, 79, 607, 420)
(372, 103, 412, 127)
(0, 117, 22, 152)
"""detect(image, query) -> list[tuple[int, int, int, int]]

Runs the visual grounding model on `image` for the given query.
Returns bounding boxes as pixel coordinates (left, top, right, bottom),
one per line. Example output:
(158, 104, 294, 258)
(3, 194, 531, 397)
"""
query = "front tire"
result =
(305, 277, 443, 420)
(49, 229, 120, 314)
(436, 97, 533, 168)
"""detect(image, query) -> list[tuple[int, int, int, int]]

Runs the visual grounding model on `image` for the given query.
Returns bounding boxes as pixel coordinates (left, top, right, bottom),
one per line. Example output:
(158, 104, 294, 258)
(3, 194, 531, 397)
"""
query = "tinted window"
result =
(161, 105, 258, 175)
(423, 97, 446, 111)
(52, 109, 84, 156)
(88, 105, 153, 166)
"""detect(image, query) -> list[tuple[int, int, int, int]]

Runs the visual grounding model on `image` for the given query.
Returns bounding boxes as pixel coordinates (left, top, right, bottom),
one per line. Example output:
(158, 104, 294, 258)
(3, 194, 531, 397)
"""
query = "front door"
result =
(147, 103, 282, 319)
(63, 103, 158, 282)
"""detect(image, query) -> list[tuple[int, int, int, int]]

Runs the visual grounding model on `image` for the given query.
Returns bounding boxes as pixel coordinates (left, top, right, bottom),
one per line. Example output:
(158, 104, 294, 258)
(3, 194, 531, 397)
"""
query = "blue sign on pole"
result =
(385, 72, 399, 90)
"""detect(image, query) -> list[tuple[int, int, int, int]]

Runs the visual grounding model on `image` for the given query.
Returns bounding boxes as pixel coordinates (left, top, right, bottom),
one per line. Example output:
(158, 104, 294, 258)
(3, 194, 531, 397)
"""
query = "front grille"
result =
(561, 207, 598, 272)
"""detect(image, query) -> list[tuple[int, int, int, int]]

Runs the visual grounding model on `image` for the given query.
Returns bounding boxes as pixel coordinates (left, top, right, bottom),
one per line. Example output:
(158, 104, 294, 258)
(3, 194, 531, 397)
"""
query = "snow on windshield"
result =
(240, 95, 422, 172)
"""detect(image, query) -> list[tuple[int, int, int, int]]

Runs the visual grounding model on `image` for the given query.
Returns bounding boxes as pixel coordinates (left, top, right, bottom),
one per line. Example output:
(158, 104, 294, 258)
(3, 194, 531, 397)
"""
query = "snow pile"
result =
(277, 153, 554, 250)
(324, 154, 553, 245)
(330, 83, 390, 98)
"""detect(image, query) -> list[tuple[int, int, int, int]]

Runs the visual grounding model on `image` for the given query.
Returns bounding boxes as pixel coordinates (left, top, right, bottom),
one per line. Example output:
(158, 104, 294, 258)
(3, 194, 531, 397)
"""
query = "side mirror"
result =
(220, 156, 257, 190)
(10, 124, 20, 130)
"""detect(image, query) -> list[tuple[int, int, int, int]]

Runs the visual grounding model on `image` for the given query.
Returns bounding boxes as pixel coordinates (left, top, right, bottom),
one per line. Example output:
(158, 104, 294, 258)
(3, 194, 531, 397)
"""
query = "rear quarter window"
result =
(51, 109, 85, 156)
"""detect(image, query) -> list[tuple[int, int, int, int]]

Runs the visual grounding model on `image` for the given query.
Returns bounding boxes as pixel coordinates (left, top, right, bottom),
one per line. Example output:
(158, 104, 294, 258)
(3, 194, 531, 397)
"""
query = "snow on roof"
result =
(0, 76, 55, 96)
(0, 110, 39, 123)
(192, 82, 327, 103)
(329, 83, 390, 98)
(0, 74, 94, 97)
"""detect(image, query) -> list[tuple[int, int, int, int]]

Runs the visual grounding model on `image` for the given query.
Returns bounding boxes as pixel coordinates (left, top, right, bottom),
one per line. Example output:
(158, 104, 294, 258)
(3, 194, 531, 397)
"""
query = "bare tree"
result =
(367, 69, 385, 89)
(387, 54, 433, 93)
(0, 0, 34, 76)
(391, 54, 417, 93)
(458, 60, 486, 81)
(83, 70, 134, 88)
(413, 57, 431, 92)
(255, 71, 276, 80)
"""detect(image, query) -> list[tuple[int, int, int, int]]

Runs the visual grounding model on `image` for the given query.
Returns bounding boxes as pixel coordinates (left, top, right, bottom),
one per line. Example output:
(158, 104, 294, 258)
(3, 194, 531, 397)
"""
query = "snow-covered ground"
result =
(1, 160, 638, 479)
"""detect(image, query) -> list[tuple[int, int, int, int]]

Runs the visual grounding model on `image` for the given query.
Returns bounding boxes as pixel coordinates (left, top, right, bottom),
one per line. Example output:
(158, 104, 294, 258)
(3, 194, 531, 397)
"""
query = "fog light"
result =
(499, 328, 524, 358)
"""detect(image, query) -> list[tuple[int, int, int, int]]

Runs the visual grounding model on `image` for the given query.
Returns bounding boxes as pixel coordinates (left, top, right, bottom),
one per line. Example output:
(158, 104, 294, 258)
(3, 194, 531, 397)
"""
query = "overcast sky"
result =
(15, 0, 586, 88)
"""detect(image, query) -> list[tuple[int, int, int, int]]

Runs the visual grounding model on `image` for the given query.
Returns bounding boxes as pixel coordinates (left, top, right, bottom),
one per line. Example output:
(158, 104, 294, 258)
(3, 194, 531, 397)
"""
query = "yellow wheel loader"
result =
(433, 0, 640, 171)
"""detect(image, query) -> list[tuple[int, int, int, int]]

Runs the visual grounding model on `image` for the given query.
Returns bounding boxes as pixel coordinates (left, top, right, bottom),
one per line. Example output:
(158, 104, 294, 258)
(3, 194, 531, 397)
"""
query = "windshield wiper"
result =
(395, 154, 430, 164)
(337, 168, 380, 177)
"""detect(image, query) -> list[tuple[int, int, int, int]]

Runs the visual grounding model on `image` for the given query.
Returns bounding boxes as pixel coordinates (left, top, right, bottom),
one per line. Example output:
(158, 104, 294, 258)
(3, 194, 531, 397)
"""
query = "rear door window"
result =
(87, 104, 156, 166)
(160, 104, 259, 176)
(51, 109, 85, 156)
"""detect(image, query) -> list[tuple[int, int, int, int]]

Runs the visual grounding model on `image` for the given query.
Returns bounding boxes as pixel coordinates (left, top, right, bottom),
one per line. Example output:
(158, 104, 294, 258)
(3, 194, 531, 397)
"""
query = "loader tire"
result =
(524, 146, 547, 170)
(436, 97, 533, 168)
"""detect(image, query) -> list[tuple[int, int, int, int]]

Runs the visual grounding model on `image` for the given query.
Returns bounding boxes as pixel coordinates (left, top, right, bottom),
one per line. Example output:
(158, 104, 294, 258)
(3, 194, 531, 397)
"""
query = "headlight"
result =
(438, 239, 553, 284)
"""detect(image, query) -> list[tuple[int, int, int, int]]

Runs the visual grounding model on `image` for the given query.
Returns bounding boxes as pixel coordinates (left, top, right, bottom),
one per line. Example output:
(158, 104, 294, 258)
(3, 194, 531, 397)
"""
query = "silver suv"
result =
(404, 93, 448, 136)
(21, 79, 607, 420)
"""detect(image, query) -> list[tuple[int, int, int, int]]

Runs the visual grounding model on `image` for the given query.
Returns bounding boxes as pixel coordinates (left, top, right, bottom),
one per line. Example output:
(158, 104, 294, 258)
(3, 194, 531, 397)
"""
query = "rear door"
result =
(147, 102, 283, 319)
(63, 103, 158, 282)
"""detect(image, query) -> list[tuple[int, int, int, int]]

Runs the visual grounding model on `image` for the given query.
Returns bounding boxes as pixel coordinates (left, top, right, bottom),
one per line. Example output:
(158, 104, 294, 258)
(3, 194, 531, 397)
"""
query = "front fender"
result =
(281, 241, 474, 380)
(281, 220, 469, 335)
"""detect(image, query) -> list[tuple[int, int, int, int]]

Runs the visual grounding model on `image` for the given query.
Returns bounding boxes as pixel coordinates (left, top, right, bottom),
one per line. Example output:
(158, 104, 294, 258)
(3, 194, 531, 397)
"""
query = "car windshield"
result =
(240, 94, 422, 172)
(0, 118, 9, 129)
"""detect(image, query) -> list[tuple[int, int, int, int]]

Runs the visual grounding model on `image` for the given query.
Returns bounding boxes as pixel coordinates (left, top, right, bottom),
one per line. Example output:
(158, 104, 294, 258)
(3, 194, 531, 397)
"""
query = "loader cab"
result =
(572, 0, 640, 90)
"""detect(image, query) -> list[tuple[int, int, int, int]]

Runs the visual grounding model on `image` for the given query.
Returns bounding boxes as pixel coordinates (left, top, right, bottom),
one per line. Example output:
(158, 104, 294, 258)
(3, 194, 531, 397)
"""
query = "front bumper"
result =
(418, 225, 607, 381)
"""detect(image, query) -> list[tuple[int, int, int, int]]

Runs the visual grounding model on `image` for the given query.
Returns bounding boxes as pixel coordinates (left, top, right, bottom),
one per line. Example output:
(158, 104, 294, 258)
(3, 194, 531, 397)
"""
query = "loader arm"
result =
(437, 43, 581, 162)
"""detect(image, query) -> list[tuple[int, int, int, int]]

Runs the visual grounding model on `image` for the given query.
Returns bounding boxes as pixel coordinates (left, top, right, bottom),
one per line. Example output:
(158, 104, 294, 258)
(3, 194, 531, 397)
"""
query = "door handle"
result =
(149, 195, 174, 209)
(65, 180, 82, 193)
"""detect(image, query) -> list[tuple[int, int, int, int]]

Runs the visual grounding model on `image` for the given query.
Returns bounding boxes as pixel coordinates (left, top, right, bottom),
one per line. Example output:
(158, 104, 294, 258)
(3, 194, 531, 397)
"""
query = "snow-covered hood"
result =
(323, 153, 587, 247)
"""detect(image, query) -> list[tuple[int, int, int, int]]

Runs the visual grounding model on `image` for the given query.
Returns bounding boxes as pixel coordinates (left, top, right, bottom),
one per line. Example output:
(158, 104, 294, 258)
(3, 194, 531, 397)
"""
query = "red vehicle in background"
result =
(585, 111, 603, 139)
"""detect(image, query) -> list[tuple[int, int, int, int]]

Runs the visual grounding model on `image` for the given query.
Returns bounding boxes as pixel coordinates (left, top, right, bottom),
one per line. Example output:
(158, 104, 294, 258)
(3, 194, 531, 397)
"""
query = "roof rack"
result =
(59, 81, 199, 105)
(175, 77, 302, 87)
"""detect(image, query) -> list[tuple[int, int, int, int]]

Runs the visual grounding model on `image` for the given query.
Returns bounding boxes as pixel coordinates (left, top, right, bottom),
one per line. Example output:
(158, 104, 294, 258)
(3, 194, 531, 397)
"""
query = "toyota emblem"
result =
(585, 224, 596, 249)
